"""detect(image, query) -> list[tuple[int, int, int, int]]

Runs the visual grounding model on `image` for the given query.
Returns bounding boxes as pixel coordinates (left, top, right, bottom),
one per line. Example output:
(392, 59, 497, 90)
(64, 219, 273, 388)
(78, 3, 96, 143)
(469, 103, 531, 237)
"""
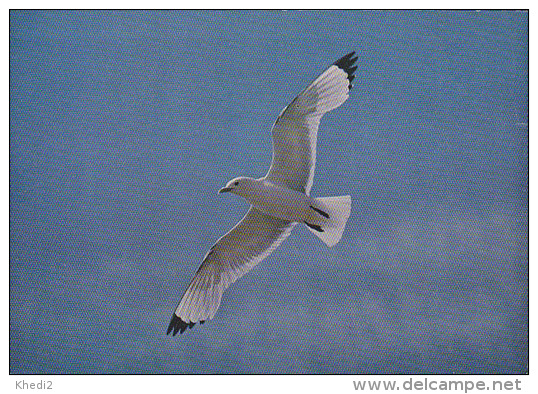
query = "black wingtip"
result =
(334, 51, 358, 89)
(166, 314, 199, 336)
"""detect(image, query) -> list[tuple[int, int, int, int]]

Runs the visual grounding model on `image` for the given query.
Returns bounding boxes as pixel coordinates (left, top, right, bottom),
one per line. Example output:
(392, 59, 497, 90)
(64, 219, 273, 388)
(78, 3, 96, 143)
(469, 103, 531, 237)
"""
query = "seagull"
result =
(167, 52, 357, 336)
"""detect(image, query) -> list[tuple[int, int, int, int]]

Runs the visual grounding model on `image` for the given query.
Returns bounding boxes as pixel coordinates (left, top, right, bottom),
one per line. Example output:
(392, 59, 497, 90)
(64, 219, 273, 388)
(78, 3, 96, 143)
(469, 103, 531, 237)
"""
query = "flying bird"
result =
(167, 52, 357, 335)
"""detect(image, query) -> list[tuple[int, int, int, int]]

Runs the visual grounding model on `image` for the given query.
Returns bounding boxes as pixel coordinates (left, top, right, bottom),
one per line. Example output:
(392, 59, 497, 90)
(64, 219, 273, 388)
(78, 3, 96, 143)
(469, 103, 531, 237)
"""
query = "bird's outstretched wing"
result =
(265, 52, 358, 195)
(167, 208, 296, 335)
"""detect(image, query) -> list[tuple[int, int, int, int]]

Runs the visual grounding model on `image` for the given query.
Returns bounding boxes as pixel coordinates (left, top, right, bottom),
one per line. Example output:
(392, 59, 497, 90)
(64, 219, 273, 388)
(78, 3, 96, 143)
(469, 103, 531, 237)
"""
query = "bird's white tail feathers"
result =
(306, 195, 351, 247)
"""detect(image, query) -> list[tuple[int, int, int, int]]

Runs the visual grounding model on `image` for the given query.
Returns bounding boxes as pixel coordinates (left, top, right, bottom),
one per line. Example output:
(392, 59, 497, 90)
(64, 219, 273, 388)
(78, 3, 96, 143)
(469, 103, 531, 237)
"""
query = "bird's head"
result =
(218, 177, 254, 197)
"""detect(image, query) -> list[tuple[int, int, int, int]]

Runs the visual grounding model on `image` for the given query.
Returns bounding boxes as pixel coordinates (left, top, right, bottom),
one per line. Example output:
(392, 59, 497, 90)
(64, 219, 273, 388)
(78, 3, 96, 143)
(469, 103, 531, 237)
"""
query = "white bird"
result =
(167, 52, 357, 335)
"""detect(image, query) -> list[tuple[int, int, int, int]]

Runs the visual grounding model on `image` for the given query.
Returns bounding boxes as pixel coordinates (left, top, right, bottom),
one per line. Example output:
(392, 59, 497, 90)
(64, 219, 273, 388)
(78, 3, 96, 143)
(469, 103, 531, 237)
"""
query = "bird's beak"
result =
(218, 187, 233, 194)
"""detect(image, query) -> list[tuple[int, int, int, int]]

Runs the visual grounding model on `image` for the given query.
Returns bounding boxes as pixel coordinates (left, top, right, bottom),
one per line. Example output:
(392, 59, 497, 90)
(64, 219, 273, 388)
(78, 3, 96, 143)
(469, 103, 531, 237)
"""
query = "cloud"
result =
(339, 204, 528, 372)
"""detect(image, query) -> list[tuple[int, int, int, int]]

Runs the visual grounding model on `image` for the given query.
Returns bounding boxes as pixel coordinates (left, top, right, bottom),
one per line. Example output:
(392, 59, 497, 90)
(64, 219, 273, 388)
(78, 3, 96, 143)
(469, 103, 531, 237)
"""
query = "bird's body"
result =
(167, 52, 358, 336)
(225, 177, 324, 225)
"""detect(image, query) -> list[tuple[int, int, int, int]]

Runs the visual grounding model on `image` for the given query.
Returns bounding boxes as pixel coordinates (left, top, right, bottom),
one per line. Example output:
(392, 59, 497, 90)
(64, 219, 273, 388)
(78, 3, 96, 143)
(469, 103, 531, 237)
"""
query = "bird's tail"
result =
(305, 195, 351, 247)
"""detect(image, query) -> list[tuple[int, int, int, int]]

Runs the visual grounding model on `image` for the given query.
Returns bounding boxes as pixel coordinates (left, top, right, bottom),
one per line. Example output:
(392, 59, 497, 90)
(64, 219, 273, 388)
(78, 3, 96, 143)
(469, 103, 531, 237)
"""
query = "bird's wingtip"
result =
(334, 51, 358, 89)
(167, 314, 203, 336)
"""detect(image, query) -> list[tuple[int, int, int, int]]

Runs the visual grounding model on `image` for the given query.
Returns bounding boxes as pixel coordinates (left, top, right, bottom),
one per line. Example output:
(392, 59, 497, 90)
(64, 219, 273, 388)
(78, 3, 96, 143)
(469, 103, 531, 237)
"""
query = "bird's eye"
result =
(234, 181, 239, 186)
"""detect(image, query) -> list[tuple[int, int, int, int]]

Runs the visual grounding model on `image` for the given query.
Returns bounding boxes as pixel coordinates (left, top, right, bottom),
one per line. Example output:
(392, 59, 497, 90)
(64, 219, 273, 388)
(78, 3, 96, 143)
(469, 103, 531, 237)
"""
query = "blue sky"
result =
(10, 10, 527, 374)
